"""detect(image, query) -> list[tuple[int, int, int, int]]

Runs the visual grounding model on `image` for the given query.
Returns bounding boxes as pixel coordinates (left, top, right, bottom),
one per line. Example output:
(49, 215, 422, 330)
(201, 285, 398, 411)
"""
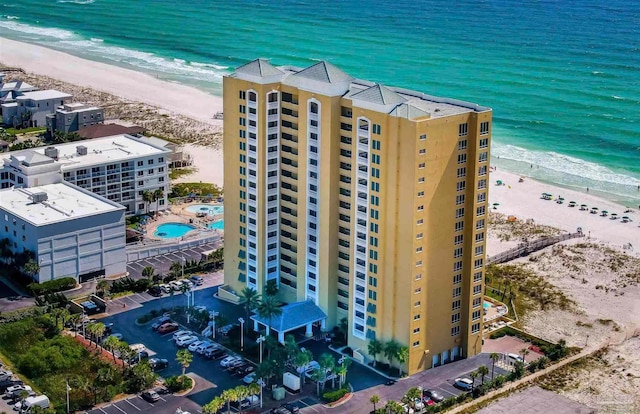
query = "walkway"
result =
(487, 232, 584, 265)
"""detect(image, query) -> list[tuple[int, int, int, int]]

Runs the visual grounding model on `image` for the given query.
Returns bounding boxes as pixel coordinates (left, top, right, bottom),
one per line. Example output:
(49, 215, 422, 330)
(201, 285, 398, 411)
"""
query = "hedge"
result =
(322, 387, 348, 403)
(165, 375, 193, 392)
(28, 277, 76, 295)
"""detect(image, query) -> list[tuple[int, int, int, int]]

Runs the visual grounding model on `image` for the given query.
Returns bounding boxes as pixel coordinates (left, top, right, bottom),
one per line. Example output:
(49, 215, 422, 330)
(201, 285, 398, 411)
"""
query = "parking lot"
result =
(126, 242, 221, 280)
(86, 391, 202, 414)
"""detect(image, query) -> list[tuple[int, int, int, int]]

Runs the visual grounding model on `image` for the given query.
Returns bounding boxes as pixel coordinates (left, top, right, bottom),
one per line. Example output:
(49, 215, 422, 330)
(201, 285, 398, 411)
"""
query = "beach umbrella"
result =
(492, 203, 500, 209)
(622, 216, 630, 220)
(602, 210, 608, 214)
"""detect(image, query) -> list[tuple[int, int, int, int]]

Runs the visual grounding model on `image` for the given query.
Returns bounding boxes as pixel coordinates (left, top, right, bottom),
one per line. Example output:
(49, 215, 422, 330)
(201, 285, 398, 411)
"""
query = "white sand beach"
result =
(174, 144, 224, 187)
(0, 37, 223, 125)
(488, 169, 640, 257)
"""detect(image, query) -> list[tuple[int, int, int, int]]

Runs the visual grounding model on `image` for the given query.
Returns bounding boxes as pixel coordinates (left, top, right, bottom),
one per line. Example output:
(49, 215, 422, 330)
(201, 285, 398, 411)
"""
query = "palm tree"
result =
(93, 322, 106, 349)
(469, 370, 478, 392)
(96, 279, 110, 297)
(203, 396, 225, 414)
(318, 353, 335, 392)
(142, 190, 154, 215)
(220, 388, 238, 414)
(235, 385, 249, 413)
(336, 357, 351, 388)
(68, 313, 81, 337)
(85, 323, 97, 346)
(142, 266, 155, 280)
(293, 349, 312, 385)
(383, 340, 400, 372)
(23, 259, 40, 279)
(176, 349, 193, 378)
(370, 394, 380, 412)
(310, 368, 324, 396)
(477, 365, 489, 384)
(169, 261, 182, 279)
(404, 387, 421, 410)
(256, 295, 282, 336)
(103, 335, 121, 363)
(396, 346, 409, 376)
(239, 287, 260, 334)
(384, 400, 404, 414)
(50, 307, 68, 330)
(520, 348, 530, 364)
(152, 188, 164, 215)
(489, 353, 500, 380)
(368, 339, 383, 367)
(117, 342, 135, 373)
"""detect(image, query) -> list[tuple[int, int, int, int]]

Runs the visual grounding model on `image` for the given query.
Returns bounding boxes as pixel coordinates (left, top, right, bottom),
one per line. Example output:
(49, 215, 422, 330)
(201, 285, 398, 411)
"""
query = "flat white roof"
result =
(29, 134, 171, 169)
(17, 90, 72, 101)
(0, 183, 122, 226)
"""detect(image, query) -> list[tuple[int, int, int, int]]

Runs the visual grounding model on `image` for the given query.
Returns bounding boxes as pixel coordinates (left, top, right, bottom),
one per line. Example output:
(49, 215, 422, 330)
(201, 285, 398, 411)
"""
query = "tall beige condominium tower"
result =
(221, 59, 492, 375)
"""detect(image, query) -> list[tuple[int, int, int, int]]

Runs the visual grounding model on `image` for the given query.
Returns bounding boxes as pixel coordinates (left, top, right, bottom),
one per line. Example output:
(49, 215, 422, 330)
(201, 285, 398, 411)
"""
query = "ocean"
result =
(1, 0, 639, 205)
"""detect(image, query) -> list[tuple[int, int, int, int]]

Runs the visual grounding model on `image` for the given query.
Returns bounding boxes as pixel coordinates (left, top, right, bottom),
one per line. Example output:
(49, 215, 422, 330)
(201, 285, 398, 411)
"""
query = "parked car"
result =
(5, 384, 30, 398)
(205, 348, 227, 360)
(188, 340, 205, 352)
(219, 324, 236, 336)
(242, 373, 256, 384)
(0, 370, 13, 382)
(129, 351, 149, 364)
(226, 359, 246, 370)
(7, 387, 34, 401)
(149, 358, 169, 371)
(220, 356, 242, 367)
(454, 378, 473, 391)
(158, 322, 180, 334)
(196, 341, 214, 354)
(148, 286, 162, 297)
(190, 275, 204, 286)
(413, 398, 425, 410)
(181, 279, 194, 289)
(141, 390, 160, 402)
(169, 281, 183, 291)
(173, 330, 193, 341)
(507, 353, 525, 363)
(159, 284, 171, 294)
(151, 316, 172, 331)
(423, 389, 444, 403)
(231, 395, 258, 410)
(176, 335, 199, 347)
(0, 379, 22, 393)
(235, 365, 255, 376)
(296, 361, 320, 374)
(281, 403, 300, 413)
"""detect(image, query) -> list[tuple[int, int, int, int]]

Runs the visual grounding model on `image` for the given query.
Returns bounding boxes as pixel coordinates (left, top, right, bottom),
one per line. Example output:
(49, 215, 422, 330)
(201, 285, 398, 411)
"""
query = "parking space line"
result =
(437, 386, 458, 397)
(123, 399, 141, 411)
(112, 403, 128, 414)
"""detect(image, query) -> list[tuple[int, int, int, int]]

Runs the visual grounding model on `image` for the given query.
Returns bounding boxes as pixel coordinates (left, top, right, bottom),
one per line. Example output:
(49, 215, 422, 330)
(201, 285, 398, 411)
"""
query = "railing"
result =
(487, 232, 584, 265)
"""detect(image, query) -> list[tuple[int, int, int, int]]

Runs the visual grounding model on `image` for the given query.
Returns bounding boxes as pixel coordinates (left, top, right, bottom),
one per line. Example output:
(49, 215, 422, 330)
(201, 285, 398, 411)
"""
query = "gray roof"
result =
(14, 150, 55, 166)
(389, 103, 430, 119)
(291, 61, 354, 84)
(351, 83, 406, 105)
(235, 58, 284, 78)
(250, 300, 327, 332)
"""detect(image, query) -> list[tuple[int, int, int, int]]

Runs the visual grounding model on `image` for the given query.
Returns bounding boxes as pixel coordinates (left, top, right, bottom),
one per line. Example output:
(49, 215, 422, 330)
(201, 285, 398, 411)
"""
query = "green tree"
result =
(169, 261, 183, 279)
(284, 334, 299, 360)
(176, 349, 193, 378)
(318, 353, 335, 392)
(310, 367, 324, 396)
(469, 370, 478, 392)
(520, 348, 530, 364)
(256, 360, 276, 387)
(396, 346, 409, 376)
(117, 342, 136, 373)
(142, 190, 154, 215)
(336, 357, 351, 388)
(239, 287, 260, 334)
(142, 266, 155, 280)
(383, 340, 400, 371)
(477, 365, 490, 384)
(404, 387, 421, 410)
(293, 349, 313, 385)
(203, 396, 225, 414)
(368, 339, 383, 367)
(221, 388, 239, 414)
(68, 313, 81, 337)
(96, 279, 110, 296)
(23, 259, 40, 279)
(370, 394, 380, 412)
(92, 322, 106, 349)
(256, 295, 282, 336)
(50, 307, 69, 330)
(103, 336, 121, 363)
(384, 400, 404, 414)
(489, 352, 500, 380)
(265, 279, 279, 296)
(152, 188, 164, 215)
(127, 361, 157, 393)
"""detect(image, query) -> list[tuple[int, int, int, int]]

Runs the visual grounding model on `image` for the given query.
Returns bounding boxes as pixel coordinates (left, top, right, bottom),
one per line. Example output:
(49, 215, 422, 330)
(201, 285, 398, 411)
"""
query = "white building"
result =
(0, 183, 126, 283)
(2, 90, 72, 128)
(0, 134, 172, 215)
(46, 103, 104, 135)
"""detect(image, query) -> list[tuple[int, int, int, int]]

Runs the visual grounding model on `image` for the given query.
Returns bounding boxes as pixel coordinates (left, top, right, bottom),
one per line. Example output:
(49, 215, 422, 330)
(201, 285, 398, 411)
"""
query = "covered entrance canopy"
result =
(250, 300, 327, 343)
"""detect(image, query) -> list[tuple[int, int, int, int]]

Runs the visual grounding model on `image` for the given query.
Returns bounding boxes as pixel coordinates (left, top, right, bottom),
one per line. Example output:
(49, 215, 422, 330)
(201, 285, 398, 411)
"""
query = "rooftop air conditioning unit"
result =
(44, 146, 59, 160)
(30, 192, 48, 203)
(76, 145, 88, 156)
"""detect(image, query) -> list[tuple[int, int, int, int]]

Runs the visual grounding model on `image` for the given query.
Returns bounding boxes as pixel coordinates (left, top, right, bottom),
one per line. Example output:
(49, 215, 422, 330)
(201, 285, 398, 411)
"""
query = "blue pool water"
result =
(483, 301, 492, 310)
(186, 204, 224, 215)
(209, 220, 224, 230)
(154, 223, 196, 239)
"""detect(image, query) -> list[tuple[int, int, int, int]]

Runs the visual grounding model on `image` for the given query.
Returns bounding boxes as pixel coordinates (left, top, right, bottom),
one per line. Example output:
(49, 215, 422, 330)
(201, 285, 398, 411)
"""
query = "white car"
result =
(196, 342, 214, 354)
(181, 280, 194, 289)
(188, 340, 205, 352)
(296, 360, 320, 374)
(159, 284, 171, 294)
(169, 281, 183, 291)
(220, 355, 242, 367)
(173, 330, 193, 341)
(5, 385, 31, 398)
(242, 373, 256, 384)
(454, 377, 473, 391)
(176, 335, 199, 347)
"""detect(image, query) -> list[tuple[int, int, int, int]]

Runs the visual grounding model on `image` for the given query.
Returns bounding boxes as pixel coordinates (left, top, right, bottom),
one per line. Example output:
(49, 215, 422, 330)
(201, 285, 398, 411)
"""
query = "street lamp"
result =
(181, 256, 185, 278)
(65, 380, 71, 414)
(257, 378, 266, 408)
(81, 311, 86, 338)
(256, 335, 265, 363)
(238, 317, 245, 351)
(211, 311, 219, 339)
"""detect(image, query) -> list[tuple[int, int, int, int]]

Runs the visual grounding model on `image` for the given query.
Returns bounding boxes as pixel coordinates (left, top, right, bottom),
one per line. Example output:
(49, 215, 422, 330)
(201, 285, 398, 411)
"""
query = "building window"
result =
(473, 285, 482, 295)
(477, 193, 486, 203)
(454, 234, 463, 245)
(458, 154, 467, 164)
(414, 301, 421, 307)
(453, 287, 461, 297)
(459, 123, 468, 137)
(419, 148, 426, 155)
(456, 194, 465, 205)
(453, 248, 463, 258)
(457, 181, 466, 192)
(415, 274, 422, 281)
(453, 261, 463, 271)
(480, 138, 489, 148)
(452, 300, 461, 310)
(455, 221, 464, 232)
(479, 152, 488, 163)
(474, 259, 483, 269)
(476, 232, 485, 242)
(416, 246, 423, 253)
(474, 271, 483, 282)
(416, 233, 423, 239)
(373, 124, 381, 134)
(415, 260, 422, 267)
(475, 245, 484, 256)
(480, 121, 490, 135)
(476, 219, 485, 230)
(413, 340, 420, 347)
(451, 326, 460, 336)
(472, 323, 481, 334)
(417, 205, 424, 212)
(457, 167, 466, 178)
(414, 287, 422, 294)
(418, 162, 425, 169)
(478, 179, 487, 190)
(239, 90, 246, 100)
(372, 140, 381, 150)
(451, 313, 461, 323)
(473, 297, 482, 308)
(458, 139, 467, 150)
(413, 327, 420, 334)
(418, 177, 425, 183)
(416, 219, 423, 225)
(419, 134, 426, 141)
(453, 274, 462, 284)
(477, 206, 486, 216)
(456, 208, 465, 218)
(478, 165, 487, 176)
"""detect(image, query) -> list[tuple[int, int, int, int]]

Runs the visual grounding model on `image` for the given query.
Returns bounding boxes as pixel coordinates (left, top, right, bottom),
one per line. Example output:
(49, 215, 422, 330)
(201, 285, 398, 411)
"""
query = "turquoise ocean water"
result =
(1, 0, 639, 205)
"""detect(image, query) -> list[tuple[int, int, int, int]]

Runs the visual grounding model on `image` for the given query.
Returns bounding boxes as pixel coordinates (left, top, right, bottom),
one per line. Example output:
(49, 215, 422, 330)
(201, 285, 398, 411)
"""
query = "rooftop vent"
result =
(30, 192, 48, 203)
(76, 145, 88, 156)
(44, 146, 59, 160)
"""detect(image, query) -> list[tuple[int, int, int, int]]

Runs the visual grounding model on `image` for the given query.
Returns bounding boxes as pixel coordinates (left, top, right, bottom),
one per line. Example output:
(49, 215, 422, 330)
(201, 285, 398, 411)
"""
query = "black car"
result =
(0, 379, 22, 393)
(423, 388, 444, 403)
(282, 403, 300, 413)
(141, 390, 160, 402)
(149, 358, 169, 371)
(129, 351, 150, 364)
(148, 286, 163, 297)
(235, 365, 255, 376)
(205, 349, 227, 360)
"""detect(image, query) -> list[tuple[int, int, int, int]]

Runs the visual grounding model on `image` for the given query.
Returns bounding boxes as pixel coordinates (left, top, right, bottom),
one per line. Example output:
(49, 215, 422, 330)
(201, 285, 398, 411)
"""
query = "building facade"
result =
(0, 183, 126, 283)
(46, 103, 104, 135)
(2, 90, 72, 127)
(222, 59, 492, 375)
(0, 134, 171, 215)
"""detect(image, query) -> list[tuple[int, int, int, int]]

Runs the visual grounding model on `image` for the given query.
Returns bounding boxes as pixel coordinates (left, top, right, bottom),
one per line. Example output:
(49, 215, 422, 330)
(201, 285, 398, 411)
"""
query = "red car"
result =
(157, 322, 179, 333)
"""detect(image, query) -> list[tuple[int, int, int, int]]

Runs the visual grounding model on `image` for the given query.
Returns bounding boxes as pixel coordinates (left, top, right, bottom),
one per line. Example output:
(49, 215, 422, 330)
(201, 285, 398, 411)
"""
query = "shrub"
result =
(28, 277, 76, 295)
(165, 375, 193, 392)
(322, 387, 348, 403)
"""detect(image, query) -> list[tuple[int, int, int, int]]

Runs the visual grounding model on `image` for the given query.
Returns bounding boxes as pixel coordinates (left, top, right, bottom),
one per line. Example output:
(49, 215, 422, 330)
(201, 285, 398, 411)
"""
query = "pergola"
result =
(250, 300, 327, 343)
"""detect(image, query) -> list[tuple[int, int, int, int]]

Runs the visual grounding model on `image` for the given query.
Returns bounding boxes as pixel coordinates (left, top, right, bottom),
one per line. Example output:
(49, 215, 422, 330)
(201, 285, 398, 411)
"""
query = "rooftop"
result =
(0, 183, 123, 226)
(77, 124, 145, 140)
(57, 103, 101, 113)
(17, 90, 72, 101)
(0, 80, 37, 93)
(250, 300, 327, 332)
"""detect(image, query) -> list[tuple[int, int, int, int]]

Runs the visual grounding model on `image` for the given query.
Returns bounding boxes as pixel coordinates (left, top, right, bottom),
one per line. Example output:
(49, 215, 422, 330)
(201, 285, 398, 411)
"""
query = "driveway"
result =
(85, 392, 202, 414)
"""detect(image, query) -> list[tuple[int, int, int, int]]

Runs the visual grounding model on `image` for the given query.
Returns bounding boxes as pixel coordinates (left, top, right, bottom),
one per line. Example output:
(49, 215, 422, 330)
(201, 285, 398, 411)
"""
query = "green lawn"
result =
(4, 127, 46, 135)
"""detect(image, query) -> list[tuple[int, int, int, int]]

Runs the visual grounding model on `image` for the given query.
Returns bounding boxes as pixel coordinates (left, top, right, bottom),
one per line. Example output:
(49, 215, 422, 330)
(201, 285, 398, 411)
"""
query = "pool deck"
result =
(142, 201, 223, 241)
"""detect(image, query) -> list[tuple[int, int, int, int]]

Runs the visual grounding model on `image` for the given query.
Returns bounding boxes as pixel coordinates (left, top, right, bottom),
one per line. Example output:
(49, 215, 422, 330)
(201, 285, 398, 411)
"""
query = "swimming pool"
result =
(186, 204, 224, 215)
(483, 301, 492, 310)
(154, 223, 197, 239)
(209, 220, 224, 230)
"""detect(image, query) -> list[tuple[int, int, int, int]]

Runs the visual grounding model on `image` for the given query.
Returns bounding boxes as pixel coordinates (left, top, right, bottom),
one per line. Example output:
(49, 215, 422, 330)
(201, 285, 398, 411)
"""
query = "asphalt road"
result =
(126, 241, 222, 280)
